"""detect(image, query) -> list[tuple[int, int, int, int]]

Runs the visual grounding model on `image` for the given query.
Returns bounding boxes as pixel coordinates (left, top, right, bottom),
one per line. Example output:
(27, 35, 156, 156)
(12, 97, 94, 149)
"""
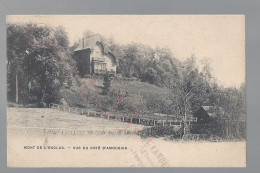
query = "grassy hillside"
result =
(82, 78, 169, 100)
(61, 78, 170, 115)
(112, 80, 169, 98)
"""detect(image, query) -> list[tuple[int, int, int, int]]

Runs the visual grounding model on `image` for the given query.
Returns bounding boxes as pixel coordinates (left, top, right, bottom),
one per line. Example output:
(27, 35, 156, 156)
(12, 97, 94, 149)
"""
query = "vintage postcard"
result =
(6, 15, 246, 167)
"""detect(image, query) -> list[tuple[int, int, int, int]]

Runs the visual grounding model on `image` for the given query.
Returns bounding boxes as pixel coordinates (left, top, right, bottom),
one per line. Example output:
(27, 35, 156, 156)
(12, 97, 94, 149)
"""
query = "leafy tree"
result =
(144, 67, 157, 84)
(163, 56, 205, 135)
(7, 23, 72, 106)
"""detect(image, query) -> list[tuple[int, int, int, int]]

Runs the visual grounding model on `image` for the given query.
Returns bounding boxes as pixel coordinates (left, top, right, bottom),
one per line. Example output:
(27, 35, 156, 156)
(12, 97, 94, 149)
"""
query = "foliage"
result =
(102, 73, 112, 95)
(7, 23, 73, 106)
(139, 126, 176, 138)
(190, 119, 246, 140)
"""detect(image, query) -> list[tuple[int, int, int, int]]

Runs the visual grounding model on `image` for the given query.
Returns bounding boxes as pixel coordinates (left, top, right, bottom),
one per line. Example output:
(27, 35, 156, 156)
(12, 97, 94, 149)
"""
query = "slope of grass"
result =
(60, 78, 171, 121)
(81, 78, 169, 99)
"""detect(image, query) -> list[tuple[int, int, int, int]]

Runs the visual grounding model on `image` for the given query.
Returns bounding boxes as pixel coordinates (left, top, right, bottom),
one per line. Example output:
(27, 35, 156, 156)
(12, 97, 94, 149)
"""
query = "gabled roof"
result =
(201, 106, 216, 117)
(74, 34, 102, 51)
(74, 34, 116, 63)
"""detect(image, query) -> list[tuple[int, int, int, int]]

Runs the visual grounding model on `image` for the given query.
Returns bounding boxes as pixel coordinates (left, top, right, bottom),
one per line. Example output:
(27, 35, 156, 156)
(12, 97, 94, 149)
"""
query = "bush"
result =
(8, 102, 22, 107)
(102, 73, 112, 95)
(139, 126, 176, 138)
(190, 120, 246, 140)
(61, 84, 96, 108)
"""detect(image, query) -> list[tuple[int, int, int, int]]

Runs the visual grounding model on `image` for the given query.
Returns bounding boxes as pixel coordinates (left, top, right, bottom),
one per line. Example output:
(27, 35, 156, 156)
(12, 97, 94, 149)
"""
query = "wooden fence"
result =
(49, 103, 197, 127)
(8, 126, 137, 136)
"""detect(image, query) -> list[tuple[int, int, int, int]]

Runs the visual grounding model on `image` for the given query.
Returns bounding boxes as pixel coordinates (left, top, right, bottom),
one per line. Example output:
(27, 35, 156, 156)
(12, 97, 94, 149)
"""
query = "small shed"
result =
(193, 106, 216, 124)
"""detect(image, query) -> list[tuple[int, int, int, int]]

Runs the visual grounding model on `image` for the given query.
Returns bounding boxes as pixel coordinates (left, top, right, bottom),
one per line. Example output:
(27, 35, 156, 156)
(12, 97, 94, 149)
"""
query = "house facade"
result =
(73, 35, 117, 76)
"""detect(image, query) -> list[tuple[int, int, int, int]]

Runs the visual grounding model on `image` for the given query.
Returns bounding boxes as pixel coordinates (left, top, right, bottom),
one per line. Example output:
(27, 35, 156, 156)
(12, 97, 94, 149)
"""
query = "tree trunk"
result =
(41, 84, 47, 103)
(40, 67, 47, 107)
(15, 70, 19, 103)
(235, 122, 240, 138)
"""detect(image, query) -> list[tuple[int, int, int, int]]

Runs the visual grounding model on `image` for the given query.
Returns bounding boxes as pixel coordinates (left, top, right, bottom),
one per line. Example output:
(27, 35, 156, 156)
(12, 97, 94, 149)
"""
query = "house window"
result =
(97, 63, 101, 70)
(101, 64, 106, 70)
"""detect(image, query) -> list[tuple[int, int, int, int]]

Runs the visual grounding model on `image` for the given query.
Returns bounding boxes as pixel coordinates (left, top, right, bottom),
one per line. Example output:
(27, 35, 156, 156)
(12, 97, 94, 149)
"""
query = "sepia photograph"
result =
(6, 15, 246, 167)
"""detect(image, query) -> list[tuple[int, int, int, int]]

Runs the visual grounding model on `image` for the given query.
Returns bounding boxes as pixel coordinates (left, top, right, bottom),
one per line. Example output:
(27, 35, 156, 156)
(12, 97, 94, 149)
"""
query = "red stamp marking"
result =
(27, 23, 171, 166)
(27, 23, 168, 162)
(127, 128, 145, 138)
(58, 61, 77, 71)
(27, 23, 50, 46)
(95, 91, 122, 117)
(81, 76, 100, 101)
(140, 137, 154, 153)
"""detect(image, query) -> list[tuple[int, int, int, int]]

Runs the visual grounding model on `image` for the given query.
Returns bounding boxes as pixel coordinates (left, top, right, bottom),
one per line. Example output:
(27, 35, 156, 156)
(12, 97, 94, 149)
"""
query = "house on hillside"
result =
(73, 35, 117, 76)
(193, 106, 217, 124)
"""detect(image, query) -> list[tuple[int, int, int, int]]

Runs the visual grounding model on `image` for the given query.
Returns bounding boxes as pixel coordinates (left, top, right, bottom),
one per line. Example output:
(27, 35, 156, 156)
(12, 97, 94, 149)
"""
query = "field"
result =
(7, 107, 246, 167)
(7, 107, 145, 136)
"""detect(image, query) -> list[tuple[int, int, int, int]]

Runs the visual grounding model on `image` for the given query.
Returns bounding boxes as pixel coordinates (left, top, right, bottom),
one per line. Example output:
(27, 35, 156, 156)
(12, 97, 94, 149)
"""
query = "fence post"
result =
(88, 110, 89, 116)
(24, 124, 27, 134)
(57, 105, 60, 111)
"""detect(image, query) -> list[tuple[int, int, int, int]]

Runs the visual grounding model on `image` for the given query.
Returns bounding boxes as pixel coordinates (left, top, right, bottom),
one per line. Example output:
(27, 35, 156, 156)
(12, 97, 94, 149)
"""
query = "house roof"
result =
(201, 106, 216, 117)
(74, 34, 100, 51)
(74, 34, 116, 63)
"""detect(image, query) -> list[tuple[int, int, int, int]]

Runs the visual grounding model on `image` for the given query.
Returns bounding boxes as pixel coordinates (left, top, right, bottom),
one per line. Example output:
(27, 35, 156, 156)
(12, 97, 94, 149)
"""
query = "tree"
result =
(7, 23, 37, 103)
(102, 72, 113, 95)
(144, 67, 157, 84)
(7, 23, 72, 106)
(167, 56, 205, 135)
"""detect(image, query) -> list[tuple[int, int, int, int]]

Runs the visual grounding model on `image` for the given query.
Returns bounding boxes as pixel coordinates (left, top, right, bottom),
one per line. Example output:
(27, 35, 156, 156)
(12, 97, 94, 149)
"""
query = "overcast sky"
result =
(7, 15, 245, 88)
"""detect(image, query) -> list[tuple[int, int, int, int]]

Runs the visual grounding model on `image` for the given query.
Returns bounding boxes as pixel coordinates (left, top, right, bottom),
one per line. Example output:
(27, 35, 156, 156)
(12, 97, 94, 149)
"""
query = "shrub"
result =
(139, 126, 176, 138)
(102, 73, 112, 95)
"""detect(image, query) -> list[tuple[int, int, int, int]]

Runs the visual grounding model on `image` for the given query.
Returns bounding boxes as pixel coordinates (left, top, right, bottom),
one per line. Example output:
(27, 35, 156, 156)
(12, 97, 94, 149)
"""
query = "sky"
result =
(6, 15, 245, 88)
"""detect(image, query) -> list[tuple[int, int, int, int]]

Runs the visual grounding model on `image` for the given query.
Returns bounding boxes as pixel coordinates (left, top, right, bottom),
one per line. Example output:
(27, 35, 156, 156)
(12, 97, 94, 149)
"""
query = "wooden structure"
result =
(193, 106, 216, 124)
(49, 103, 197, 127)
(73, 35, 117, 76)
